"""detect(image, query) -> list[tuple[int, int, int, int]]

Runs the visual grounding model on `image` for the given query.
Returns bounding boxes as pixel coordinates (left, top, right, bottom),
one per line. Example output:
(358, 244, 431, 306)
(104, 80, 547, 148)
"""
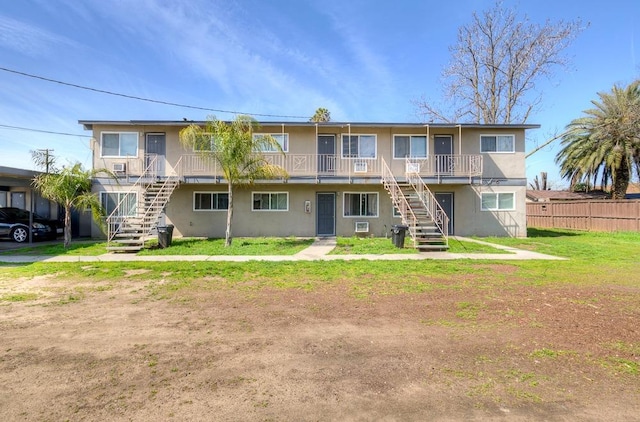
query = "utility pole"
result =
(36, 148, 55, 173)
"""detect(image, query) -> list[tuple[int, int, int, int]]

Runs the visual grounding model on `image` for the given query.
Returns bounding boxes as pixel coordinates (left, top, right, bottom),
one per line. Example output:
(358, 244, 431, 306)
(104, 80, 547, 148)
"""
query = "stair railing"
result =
(405, 158, 449, 242)
(381, 158, 419, 247)
(137, 157, 182, 238)
(106, 155, 160, 244)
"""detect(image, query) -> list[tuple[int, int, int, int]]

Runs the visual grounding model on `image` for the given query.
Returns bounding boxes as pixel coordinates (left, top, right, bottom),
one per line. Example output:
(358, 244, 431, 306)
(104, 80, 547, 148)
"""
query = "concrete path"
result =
(0, 236, 565, 263)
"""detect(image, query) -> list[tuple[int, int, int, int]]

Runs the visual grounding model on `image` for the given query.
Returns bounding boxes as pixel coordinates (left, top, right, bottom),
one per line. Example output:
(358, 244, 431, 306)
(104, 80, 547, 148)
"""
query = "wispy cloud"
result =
(0, 15, 79, 57)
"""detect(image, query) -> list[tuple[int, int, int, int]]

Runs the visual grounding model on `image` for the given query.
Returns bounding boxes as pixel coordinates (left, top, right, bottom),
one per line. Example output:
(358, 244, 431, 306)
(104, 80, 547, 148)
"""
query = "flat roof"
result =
(79, 120, 541, 131)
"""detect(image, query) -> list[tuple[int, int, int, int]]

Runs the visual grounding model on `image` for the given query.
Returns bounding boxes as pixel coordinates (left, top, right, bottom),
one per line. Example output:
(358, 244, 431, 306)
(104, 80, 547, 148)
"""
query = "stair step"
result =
(106, 246, 144, 252)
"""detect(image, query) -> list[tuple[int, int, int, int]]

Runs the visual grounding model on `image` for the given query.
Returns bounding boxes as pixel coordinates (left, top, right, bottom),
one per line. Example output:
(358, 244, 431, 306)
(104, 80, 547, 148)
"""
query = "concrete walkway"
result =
(0, 237, 565, 263)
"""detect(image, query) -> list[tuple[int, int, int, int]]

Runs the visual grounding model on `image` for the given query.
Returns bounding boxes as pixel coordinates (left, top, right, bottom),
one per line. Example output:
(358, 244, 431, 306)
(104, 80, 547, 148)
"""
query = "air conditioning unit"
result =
(353, 161, 367, 173)
(355, 221, 369, 233)
(113, 163, 126, 172)
(406, 162, 420, 173)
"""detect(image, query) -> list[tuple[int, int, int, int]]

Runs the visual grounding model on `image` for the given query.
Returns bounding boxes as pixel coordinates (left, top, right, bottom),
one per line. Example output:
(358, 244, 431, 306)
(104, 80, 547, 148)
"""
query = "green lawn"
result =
(138, 236, 314, 256)
(3, 229, 639, 296)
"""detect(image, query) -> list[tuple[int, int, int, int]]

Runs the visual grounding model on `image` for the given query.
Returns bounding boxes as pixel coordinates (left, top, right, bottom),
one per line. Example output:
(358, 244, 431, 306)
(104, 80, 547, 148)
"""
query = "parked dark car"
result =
(0, 207, 59, 243)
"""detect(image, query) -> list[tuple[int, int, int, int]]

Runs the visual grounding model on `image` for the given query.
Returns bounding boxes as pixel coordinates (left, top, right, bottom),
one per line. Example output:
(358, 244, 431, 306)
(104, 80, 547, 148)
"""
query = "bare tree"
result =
(528, 172, 549, 190)
(417, 1, 585, 124)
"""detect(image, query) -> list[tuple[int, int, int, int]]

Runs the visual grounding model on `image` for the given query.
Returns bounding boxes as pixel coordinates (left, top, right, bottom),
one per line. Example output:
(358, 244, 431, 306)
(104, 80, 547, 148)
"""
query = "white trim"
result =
(392, 134, 428, 159)
(193, 191, 228, 212)
(480, 192, 516, 211)
(251, 191, 289, 211)
(341, 134, 377, 159)
(100, 131, 139, 158)
(480, 134, 515, 153)
(342, 192, 379, 218)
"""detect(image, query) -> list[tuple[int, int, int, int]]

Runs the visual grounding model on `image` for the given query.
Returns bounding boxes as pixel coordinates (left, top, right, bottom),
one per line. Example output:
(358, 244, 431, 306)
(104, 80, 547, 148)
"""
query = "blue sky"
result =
(0, 0, 638, 188)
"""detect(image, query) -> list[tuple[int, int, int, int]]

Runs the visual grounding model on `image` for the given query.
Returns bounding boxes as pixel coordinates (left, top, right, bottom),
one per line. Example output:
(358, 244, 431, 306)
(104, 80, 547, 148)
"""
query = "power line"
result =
(0, 123, 91, 137)
(0, 66, 309, 119)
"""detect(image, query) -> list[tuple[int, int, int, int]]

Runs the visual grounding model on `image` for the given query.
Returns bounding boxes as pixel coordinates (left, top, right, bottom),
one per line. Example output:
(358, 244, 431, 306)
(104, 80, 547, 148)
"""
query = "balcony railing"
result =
(118, 153, 482, 180)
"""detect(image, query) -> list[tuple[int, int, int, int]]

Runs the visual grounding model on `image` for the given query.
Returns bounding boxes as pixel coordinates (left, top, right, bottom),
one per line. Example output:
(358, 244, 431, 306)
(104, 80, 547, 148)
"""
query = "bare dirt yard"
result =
(1, 265, 639, 421)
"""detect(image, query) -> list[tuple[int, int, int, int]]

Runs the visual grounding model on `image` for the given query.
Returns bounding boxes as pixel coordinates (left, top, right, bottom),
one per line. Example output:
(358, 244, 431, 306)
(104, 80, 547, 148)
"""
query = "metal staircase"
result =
(382, 159, 448, 251)
(106, 157, 180, 252)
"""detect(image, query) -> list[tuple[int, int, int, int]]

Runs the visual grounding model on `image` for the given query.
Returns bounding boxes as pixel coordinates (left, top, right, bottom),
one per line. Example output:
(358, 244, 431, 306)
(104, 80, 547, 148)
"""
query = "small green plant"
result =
(456, 302, 483, 320)
(1, 292, 38, 302)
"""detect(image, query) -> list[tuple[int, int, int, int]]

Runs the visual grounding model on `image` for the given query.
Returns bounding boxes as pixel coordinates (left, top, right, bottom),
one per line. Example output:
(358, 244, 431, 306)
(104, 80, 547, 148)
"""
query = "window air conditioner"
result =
(353, 161, 367, 173)
(406, 162, 420, 173)
(355, 221, 369, 233)
(113, 163, 126, 172)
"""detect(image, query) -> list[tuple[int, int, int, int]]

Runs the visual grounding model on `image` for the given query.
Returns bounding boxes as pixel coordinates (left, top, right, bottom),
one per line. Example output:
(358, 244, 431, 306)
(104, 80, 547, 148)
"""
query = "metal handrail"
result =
(381, 158, 420, 247)
(406, 158, 449, 242)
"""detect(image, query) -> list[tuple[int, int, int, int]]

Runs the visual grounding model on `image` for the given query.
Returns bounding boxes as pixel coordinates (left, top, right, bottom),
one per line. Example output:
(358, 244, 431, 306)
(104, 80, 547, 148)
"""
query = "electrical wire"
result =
(0, 66, 309, 119)
(0, 123, 90, 137)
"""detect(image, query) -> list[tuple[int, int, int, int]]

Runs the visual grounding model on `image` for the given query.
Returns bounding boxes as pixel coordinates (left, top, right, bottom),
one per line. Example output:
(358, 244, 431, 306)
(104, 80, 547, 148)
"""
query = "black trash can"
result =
(391, 224, 409, 248)
(157, 224, 174, 248)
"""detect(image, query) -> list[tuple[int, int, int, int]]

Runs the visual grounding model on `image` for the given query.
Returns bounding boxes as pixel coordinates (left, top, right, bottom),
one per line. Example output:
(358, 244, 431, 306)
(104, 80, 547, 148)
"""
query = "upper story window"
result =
(344, 192, 378, 217)
(394, 135, 427, 158)
(342, 135, 376, 158)
(253, 133, 289, 153)
(194, 192, 228, 211)
(252, 192, 288, 211)
(481, 192, 515, 211)
(101, 132, 138, 157)
(480, 135, 515, 153)
(193, 134, 216, 152)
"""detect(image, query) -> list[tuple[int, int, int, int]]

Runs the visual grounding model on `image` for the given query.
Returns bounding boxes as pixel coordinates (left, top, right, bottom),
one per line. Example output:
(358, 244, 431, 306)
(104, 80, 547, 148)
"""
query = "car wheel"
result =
(11, 227, 29, 243)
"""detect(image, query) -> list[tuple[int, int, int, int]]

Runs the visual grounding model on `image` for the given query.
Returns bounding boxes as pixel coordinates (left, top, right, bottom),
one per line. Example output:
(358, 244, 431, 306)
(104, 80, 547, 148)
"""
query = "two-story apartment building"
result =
(80, 120, 538, 251)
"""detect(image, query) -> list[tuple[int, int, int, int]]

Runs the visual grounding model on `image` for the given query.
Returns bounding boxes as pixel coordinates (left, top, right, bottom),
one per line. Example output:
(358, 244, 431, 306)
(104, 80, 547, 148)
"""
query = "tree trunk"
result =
(612, 158, 630, 200)
(64, 205, 72, 249)
(225, 184, 233, 247)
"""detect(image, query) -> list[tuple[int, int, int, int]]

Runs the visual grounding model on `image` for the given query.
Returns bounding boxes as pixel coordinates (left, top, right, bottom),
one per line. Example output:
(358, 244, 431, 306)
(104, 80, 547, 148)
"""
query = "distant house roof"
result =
(526, 190, 610, 202)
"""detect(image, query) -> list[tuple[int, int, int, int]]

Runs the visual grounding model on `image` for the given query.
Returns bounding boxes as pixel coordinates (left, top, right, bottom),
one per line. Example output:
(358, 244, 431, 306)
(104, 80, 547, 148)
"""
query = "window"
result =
(193, 134, 216, 152)
(394, 135, 427, 158)
(193, 192, 228, 211)
(101, 192, 137, 217)
(101, 132, 138, 157)
(344, 193, 378, 217)
(393, 206, 401, 217)
(481, 192, 515, 211)
(480, 135, 515, 153)
(252, 192, 288, 211)
(342, 135, 376, 158)
(253, 133, 288, 152)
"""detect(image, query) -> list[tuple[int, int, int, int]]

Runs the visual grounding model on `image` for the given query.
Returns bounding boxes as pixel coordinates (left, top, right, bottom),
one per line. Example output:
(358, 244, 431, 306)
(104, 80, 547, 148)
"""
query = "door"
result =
(317, 135, 336, 174)
(316, 193, 335, 236)
(434, 192, 454, 235)
(434, 135, 453, 175)
(146, 133, 166, 176)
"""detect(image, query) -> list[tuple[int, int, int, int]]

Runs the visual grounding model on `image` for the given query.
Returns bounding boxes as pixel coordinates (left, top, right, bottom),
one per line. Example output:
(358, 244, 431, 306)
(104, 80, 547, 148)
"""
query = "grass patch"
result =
(0, 292, 38, 302)
(1, 229, 639, 299)
(138, 237, 313, 256)
(447, 238, 509, 254)
(330, 236, 417, 255)
(0, 241, 107, 256)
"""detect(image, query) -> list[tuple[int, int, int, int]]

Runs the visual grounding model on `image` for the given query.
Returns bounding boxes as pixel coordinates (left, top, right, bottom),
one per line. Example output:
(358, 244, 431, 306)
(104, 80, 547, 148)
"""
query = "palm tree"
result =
(32, 163, 110, 249)
(179, 115, 288, 246)
(556, 80, 640, 199)
(310, 107, 331, 122)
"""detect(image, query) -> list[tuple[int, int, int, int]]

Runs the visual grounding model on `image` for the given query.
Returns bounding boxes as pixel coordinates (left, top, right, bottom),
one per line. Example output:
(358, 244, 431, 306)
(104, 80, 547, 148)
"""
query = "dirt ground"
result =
(0, 269, 639, 421)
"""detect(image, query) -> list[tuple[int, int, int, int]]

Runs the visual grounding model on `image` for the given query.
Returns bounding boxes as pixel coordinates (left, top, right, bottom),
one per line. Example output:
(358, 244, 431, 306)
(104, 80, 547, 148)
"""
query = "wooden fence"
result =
(527, 200, 640, 231)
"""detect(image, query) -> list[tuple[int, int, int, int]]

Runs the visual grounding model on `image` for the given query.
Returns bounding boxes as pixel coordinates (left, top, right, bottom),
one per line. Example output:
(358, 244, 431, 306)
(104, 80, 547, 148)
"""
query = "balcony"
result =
(127, 153, 482, 182)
